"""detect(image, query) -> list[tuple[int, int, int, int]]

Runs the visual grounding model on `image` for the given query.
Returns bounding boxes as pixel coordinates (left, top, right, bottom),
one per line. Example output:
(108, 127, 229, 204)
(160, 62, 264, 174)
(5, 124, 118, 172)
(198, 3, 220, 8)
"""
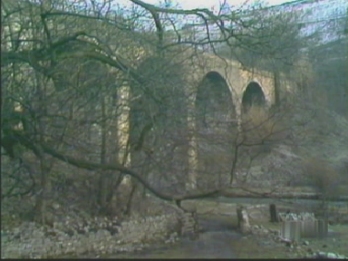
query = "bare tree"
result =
(1, 0, 322, 222)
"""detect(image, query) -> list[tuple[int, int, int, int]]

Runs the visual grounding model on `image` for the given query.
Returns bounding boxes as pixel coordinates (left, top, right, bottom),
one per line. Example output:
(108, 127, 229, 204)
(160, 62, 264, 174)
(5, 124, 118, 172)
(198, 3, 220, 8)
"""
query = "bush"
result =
(303, 158, 343, 199)
(241, 105, 289, 150)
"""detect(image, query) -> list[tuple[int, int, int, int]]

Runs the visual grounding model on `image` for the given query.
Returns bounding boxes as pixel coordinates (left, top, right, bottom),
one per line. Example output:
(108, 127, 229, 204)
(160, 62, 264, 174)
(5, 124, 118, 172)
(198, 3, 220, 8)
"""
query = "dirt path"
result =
(103, 214, 241, 259)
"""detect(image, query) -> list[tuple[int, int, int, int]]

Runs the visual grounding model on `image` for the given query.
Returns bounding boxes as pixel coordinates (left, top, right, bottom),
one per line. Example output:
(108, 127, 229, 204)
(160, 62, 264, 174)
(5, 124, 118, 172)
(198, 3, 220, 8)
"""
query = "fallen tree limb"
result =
(11, 130, 221, 203)
(220, 188, 348, 202)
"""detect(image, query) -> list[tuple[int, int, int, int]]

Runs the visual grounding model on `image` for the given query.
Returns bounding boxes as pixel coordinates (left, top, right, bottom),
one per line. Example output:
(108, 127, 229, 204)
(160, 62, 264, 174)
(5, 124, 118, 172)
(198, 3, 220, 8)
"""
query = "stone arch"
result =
(242, 81, 266, 113)
(194, 71, 237, 188)
(195, 71, 236, 126)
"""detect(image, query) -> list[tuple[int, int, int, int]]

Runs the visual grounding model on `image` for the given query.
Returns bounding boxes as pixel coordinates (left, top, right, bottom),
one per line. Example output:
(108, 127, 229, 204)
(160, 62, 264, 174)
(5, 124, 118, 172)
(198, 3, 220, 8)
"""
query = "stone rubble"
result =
(1, 214, 183, 259)
(309, 251, 347, 259)
(253, 225, 347, 259)
(243, 208, 347, 260)
(278, 212, 316, 222)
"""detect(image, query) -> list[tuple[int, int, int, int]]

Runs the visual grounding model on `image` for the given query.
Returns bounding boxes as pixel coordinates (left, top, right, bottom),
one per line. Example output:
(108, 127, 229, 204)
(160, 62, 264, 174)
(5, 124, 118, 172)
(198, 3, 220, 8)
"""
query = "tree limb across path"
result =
(10, 130, 222, 204)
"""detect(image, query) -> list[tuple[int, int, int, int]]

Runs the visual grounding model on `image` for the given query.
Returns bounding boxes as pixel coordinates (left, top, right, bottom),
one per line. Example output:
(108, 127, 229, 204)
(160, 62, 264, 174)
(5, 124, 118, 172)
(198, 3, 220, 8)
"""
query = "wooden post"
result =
(270, 204, 279, 222)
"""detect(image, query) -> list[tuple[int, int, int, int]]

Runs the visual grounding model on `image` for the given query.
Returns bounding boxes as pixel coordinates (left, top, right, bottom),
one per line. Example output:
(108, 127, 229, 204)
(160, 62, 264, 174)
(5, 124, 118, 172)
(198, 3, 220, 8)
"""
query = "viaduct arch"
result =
(118, 50, 296, 189)
(194, 71, 236, 188)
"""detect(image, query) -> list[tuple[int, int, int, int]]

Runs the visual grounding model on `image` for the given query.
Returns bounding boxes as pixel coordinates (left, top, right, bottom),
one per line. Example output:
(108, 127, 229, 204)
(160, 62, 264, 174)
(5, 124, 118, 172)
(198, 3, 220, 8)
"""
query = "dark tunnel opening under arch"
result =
(195, 72, 236, 130)
(194, 71, 237, 188)
(242, 82, 266, 113)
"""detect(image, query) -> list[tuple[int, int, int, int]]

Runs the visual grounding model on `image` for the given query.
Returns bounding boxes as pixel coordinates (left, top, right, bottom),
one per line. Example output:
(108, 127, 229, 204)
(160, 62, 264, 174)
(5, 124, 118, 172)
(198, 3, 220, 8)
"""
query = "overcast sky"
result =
(120, 0, 294, 10)
(156, 0, 291, 9)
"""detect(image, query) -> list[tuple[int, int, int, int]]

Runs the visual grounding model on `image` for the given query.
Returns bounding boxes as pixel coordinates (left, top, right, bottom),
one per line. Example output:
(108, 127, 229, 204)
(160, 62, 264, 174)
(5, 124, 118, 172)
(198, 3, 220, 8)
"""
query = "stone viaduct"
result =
(0, 0, 303, 190)
(118, 49, 297, 189)
(184, 51, 294, 116)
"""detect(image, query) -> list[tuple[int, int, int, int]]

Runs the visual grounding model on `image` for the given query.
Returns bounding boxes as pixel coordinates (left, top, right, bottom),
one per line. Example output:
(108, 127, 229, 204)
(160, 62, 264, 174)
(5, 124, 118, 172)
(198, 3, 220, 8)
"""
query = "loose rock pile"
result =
(309, 251, 347, 259)
(250, 224, 279, 237)
(241, 208, 347, 260)
(248, 224, 347, 259)
(278, 212, 316, 222)
(53, 215, 121, 236)
(1, 214, 181, 258)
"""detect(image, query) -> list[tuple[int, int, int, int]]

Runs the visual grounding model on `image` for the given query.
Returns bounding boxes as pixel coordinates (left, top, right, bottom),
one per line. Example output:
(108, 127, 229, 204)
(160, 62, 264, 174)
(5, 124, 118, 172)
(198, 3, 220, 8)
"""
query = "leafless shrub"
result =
(242, 106, 288, 147)
(303, 158, 344, 200)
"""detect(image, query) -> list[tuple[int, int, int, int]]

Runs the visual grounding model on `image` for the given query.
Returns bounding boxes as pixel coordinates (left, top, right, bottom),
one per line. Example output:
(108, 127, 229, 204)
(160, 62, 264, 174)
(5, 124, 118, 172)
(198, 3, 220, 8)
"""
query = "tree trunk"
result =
(124, 180, 138, 216)
(33, 73, 52, 225)
(98, 96, 109, 214)
(33, 147, 52, 225)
